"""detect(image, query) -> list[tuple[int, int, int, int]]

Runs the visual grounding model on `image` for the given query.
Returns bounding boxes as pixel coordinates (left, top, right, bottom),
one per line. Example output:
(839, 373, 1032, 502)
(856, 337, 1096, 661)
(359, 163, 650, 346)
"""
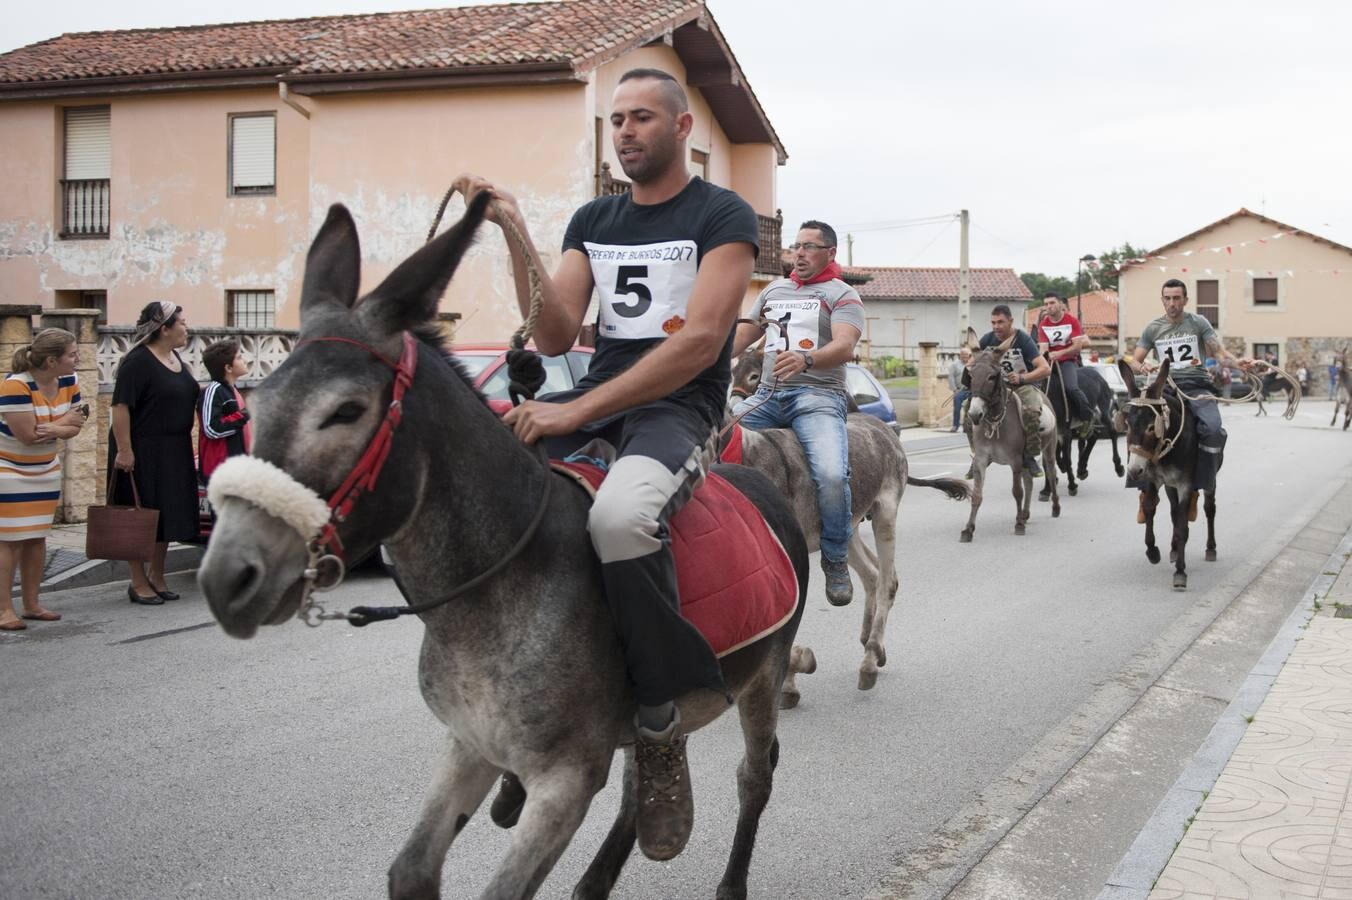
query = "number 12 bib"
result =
(1156, 334, 1201, 367)
(586, 240, 698, 339)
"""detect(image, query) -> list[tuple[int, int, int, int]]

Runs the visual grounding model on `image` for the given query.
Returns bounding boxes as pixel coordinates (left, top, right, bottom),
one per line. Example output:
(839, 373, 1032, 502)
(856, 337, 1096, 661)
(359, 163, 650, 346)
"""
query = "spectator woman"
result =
(0, 328, 87, 630)
(109, 301, 200, 605)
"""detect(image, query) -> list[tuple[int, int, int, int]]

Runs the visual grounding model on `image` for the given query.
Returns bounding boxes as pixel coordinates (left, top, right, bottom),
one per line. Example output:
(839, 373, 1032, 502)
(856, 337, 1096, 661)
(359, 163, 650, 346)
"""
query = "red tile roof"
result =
(1025, 290, 1118, 340)
(844, 267, 1032, 301)
(0, 1, 697, 83)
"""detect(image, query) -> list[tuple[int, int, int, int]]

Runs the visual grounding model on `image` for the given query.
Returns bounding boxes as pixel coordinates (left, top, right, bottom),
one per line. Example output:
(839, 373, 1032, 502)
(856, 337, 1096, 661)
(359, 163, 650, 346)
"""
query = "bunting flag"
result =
(1116, 228, 1345, 272)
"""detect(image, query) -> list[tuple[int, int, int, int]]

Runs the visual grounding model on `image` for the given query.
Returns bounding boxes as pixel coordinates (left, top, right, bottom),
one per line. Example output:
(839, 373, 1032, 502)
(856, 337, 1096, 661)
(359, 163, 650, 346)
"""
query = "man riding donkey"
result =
(1125, 278, 1253, 522)
(1035, 291, 1097, 437)
(455, 67, 760, 862)
(730, 220, 864, 605)
(964, 305, 1052, 477)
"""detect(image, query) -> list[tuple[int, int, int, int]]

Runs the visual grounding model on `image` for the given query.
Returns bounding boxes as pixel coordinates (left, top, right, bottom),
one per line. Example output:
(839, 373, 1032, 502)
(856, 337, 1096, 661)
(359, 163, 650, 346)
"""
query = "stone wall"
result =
(918, 342, 941, 427)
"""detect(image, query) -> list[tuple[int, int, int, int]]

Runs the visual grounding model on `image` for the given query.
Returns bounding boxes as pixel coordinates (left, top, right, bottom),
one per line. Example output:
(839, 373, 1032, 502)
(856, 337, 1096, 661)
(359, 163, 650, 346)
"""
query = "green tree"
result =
(1082, 242, 1150, 292)
(1020, 272, 1076, 306)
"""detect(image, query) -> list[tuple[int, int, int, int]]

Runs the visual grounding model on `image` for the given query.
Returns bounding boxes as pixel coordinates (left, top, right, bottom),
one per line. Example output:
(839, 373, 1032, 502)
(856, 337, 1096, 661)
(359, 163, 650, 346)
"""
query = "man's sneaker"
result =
(822, 557, 853, 606)
(1023, 454, 1043, 477)
(635, 711, 693, 862)
(488, 772, 526, 829)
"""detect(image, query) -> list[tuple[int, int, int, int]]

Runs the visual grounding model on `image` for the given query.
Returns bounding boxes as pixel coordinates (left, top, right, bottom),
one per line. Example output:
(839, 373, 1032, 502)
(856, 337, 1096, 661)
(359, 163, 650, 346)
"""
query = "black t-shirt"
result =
(562, 176, 759, 419)
(979, 329, 1042, 376)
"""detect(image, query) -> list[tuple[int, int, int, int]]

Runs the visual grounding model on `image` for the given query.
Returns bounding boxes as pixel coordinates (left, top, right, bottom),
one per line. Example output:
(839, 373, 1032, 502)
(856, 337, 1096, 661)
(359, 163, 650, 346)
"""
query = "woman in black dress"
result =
(110, 301, 200, 605)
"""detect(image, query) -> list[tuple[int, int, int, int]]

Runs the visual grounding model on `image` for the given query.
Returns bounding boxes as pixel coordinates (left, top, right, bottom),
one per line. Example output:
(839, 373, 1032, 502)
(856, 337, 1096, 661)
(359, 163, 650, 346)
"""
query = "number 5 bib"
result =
(587, 240, 698, 339)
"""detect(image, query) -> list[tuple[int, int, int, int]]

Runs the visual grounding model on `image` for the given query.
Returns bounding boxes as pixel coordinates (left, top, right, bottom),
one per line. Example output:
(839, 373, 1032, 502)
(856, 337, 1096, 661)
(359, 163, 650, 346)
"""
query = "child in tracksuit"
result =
(198, 339, 251, 482)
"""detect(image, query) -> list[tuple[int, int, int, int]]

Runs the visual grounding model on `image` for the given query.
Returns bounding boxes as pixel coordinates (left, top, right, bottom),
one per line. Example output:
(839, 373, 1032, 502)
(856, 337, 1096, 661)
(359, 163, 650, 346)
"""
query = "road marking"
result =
(113, 621, 217, 644)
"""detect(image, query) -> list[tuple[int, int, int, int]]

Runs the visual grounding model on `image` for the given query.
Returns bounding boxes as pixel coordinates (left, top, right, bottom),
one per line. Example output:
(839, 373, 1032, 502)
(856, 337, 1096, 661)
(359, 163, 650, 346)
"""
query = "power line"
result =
(903, 218, 957, 265)
(843, 212, 959, 233)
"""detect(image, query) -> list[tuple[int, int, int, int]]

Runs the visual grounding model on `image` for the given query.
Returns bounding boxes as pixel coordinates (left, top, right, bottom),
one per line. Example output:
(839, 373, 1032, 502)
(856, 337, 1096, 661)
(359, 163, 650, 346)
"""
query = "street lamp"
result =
(1076, 254, 1097, 321)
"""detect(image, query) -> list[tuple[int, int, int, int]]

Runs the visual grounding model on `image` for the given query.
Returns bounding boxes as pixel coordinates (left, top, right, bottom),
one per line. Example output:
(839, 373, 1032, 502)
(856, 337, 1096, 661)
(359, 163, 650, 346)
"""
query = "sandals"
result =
(0, 617, 25, 631)
(22, 609, 61, 621)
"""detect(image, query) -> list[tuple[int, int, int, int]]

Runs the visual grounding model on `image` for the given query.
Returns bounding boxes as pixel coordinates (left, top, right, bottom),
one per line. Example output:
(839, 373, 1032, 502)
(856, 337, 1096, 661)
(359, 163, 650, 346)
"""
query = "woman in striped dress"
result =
(0, 328, 87, 631)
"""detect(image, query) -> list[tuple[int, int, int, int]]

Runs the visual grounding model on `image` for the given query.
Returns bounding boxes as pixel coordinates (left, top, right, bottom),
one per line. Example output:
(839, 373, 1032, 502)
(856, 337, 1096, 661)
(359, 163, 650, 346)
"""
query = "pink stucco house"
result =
(0, 0, 786, 338)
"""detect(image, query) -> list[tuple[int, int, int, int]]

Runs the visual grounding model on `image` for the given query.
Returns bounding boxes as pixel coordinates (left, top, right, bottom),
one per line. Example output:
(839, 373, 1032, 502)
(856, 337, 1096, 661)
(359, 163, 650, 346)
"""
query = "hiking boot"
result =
(635, 711, 693, 862)
(822, 556, 853, 606)
(1137, 491, 1147, 524)
(1023, 453, 1043, 477)
(489, 772, 526, 829)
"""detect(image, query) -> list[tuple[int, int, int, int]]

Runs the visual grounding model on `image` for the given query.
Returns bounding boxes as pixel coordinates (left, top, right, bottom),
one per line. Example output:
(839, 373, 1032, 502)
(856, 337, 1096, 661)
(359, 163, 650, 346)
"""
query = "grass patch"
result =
(880, 375, 919, 390)
(1244, 714, 1255, 724)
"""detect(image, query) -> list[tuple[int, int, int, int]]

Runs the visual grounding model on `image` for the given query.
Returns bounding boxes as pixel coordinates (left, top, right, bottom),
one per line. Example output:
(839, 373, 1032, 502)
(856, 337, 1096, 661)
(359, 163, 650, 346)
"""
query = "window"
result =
(845, 366, 882, 404)
(55, 289, 107, 323)
(690, 149, 709, 180)
(1253, 277, 1279, 306)
(227, 290, 276, 328)
(481, 355, 573, 400)
(1253, 342, 1279, 365)
(229, 114, 276, 195)
(62, 106, 110, 238)
(1195, 279, 1219, 327)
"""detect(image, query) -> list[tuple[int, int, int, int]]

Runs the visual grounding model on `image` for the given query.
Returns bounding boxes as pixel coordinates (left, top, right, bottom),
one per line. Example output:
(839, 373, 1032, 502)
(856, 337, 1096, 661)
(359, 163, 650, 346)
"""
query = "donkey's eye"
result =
(319, 401, 366, 429)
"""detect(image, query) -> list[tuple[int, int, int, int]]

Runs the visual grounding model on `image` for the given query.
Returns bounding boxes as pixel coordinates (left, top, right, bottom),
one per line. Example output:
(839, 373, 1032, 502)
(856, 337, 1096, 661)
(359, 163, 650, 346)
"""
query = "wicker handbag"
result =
(86, 470, 159, 562)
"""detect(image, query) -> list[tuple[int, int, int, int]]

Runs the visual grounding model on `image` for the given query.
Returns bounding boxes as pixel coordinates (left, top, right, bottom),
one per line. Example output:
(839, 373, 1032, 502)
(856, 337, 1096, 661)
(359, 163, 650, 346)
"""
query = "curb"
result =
(1097, 522, 1352, 898)
(39, 543, 206, 594)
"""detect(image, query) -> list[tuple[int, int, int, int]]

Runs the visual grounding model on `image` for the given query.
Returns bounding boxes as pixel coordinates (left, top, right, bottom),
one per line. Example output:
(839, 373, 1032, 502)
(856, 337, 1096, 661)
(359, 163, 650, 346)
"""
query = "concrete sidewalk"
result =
(26, 521, 204, 594)
(1102, 524, 1352, 899)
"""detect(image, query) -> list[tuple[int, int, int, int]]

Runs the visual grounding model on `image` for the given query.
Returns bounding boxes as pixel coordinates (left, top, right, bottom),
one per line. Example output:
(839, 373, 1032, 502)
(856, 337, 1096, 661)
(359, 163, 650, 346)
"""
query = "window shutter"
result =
(65, 107, 110, 180)
(231, 115, 275, 191)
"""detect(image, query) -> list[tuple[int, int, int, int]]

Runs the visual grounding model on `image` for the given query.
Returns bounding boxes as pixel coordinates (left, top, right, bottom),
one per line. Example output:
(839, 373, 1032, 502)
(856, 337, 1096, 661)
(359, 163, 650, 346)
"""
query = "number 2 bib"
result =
(1043, 323, 1073, 349)
(586, 240, 698, 339)
(1155, 334, 1201, 367)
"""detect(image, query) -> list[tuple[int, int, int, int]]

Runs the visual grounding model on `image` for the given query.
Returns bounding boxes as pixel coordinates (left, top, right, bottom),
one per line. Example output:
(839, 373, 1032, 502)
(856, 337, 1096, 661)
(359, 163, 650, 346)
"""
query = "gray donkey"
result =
(197, 197, 809, 900)
(729, 352, 969, 694)
(962, 337, 1059, 541)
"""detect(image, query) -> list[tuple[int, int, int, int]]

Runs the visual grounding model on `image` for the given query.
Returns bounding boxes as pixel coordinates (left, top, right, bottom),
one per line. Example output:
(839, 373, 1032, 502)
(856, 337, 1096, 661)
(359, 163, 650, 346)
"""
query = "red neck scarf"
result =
(790, 260, 843, 287)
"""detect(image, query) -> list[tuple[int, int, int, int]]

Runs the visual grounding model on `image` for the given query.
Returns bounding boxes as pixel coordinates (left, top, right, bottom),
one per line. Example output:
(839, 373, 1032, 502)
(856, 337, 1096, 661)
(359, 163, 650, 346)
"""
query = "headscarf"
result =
(133, 301, 180, 348)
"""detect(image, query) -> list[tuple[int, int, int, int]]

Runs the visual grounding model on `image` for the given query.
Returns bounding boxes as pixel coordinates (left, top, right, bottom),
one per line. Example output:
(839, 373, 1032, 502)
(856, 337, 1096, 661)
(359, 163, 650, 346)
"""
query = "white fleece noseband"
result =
(207, 456, 330, 543)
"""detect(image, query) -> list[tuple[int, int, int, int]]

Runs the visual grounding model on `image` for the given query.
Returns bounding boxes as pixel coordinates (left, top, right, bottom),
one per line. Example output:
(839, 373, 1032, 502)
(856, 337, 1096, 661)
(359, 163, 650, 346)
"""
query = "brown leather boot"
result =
(1137, 491, 1147, 524)
(634, 711, 693, 861)
(1188, 492, 1199, 522)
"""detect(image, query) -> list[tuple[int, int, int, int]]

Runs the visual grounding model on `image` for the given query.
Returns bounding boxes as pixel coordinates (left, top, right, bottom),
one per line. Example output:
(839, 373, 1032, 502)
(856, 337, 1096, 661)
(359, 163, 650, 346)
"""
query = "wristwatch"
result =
(800, 351, 815, 370)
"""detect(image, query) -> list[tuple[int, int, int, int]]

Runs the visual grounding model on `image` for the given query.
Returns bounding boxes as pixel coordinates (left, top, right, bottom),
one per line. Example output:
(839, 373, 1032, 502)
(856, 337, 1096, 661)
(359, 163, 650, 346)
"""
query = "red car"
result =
(453, 343, 595, 414)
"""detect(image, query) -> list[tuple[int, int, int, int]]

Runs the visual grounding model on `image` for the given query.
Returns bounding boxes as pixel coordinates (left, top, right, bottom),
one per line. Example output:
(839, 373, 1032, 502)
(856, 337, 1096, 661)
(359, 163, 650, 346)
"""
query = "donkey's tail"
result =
(906, 474, 970, 501)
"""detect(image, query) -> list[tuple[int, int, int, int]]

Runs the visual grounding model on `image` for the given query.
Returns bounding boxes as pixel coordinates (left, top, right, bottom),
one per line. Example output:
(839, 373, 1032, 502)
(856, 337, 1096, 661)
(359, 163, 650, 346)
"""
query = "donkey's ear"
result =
(995, 332, 1016, 354)
(1147, 357, 1170, 398)
(1118, 358, 1139, 398)
(301, 205, 362, 321)
(360, 191, 491, 336)
(965, 327, 981, 351)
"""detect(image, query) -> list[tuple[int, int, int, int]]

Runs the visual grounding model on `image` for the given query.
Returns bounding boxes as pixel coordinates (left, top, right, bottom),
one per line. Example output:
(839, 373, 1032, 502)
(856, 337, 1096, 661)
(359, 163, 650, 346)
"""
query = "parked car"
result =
(453, 343, 595, 414)
(845, 363, 901, 433)
(1085, 361, 1130, 405)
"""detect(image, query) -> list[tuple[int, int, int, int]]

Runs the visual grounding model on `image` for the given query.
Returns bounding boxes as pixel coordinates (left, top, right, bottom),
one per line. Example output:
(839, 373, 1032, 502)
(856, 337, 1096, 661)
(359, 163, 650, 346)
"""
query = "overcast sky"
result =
(6, 0, 1350, 277)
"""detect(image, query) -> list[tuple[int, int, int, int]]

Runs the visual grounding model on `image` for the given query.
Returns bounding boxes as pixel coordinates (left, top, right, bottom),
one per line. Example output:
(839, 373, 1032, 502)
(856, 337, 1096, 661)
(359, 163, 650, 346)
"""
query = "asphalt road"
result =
(3, 403, 1349, 900)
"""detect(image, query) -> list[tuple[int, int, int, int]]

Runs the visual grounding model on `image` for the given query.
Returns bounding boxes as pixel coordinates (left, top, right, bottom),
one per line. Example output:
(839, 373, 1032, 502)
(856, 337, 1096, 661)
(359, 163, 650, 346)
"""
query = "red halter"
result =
(292, 331, 418, 561)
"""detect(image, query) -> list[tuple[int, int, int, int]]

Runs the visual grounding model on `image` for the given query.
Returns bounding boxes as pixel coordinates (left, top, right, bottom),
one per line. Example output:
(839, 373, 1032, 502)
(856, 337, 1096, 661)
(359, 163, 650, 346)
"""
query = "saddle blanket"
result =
(718, 423, 744, 465)
(551, 460, 797, 657)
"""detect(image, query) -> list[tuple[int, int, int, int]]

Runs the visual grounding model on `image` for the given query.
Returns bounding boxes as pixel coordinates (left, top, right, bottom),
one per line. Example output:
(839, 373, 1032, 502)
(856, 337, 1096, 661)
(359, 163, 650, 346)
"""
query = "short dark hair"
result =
(1043, 291, 1063, 302)
(798, 220, 838, 248)
(617, 68, 689, 116)
(1161, 278, 1188, 298)
(992, 304, 1013, 320)
(202, 338, 240, 382)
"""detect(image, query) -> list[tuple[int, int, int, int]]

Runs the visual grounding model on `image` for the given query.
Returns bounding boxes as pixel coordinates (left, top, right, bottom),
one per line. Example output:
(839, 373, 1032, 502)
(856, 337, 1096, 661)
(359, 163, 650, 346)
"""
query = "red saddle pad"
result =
(551, 461, 798, 657)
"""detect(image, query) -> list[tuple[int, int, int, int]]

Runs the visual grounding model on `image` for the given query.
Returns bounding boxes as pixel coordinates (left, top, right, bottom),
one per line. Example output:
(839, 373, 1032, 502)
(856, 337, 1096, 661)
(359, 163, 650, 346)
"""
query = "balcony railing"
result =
(595, 162, 631, 197)
(61, 179, 110, 238)
(97, 326, 298, 386)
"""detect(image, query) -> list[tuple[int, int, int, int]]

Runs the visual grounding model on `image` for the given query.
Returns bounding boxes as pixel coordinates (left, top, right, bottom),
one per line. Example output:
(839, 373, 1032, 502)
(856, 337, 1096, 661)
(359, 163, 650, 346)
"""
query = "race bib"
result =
(587, 240, 698, 339)
(1155, 334, 1201, 367)
(999, 348, 1028, 374)
(1042, 323, 1073, 348)
(761, 296, 823, 355)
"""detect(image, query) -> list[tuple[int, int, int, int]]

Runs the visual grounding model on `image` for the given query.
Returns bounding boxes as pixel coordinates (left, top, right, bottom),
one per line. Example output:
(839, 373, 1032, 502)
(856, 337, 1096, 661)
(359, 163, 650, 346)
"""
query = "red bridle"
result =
(292, 331, 418, 562)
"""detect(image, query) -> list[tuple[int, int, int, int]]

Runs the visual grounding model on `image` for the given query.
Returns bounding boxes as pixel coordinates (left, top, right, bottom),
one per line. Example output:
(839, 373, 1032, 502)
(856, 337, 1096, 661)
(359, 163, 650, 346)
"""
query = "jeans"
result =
(952, 389, 970, 428)
(733, 385, 852, 562)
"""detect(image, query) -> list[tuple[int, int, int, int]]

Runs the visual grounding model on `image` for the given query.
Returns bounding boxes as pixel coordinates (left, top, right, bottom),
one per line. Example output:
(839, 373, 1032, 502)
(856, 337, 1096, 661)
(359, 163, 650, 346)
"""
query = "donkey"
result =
(197, 198, 810, 900)
(1040, 362, 1124, 500)
(1331, 347, 1350, 430)
(728, 352, 968, 693)
(961, 338, 1058, 542)
(1118, 358, 1217, 591)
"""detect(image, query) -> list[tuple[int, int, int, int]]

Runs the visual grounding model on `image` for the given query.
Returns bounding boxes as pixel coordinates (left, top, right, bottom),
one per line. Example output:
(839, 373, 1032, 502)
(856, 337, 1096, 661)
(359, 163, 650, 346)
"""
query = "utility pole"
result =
(847, 233, 855, 266)
(957, 209, 970, 347)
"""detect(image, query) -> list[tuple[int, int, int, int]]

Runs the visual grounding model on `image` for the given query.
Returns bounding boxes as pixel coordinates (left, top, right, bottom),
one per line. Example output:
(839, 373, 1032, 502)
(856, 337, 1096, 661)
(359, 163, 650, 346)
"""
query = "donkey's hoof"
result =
(1147, 546, 1161, 564)
(1038, 491, 1050, 502)
(1173, 572, 1188, 591)
(1068, 484, 1078, 496)
(960, 530, 973, 543)
(779, 689, 801, 710)
(1115, 464, 1125, 477)
(790, 645, 817, 675)
(858, 668, 878, 691)
(1052, 505, 1061, 518)
(1014, 523, 1026, 535)
(1206, 549, 1218, 562)
(716, 882, 748, 900)
(1077, 469, 1089, 481)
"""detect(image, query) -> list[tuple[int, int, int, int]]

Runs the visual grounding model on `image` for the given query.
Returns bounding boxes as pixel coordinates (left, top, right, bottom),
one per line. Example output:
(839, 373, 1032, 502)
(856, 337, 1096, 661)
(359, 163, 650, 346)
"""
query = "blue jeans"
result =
(733, 385, 852, 562)
(952, 389, 970, 428)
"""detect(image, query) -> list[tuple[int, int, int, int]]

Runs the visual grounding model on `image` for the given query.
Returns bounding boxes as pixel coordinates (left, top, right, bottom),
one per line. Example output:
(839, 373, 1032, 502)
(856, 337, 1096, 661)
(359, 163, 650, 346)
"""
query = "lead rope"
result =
(1164, 360, 1300, 420)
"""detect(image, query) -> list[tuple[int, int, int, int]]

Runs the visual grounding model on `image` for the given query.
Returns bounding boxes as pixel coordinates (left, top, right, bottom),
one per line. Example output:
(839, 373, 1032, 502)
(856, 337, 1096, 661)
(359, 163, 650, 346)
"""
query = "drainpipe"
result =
(278, 81, 312, 119)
